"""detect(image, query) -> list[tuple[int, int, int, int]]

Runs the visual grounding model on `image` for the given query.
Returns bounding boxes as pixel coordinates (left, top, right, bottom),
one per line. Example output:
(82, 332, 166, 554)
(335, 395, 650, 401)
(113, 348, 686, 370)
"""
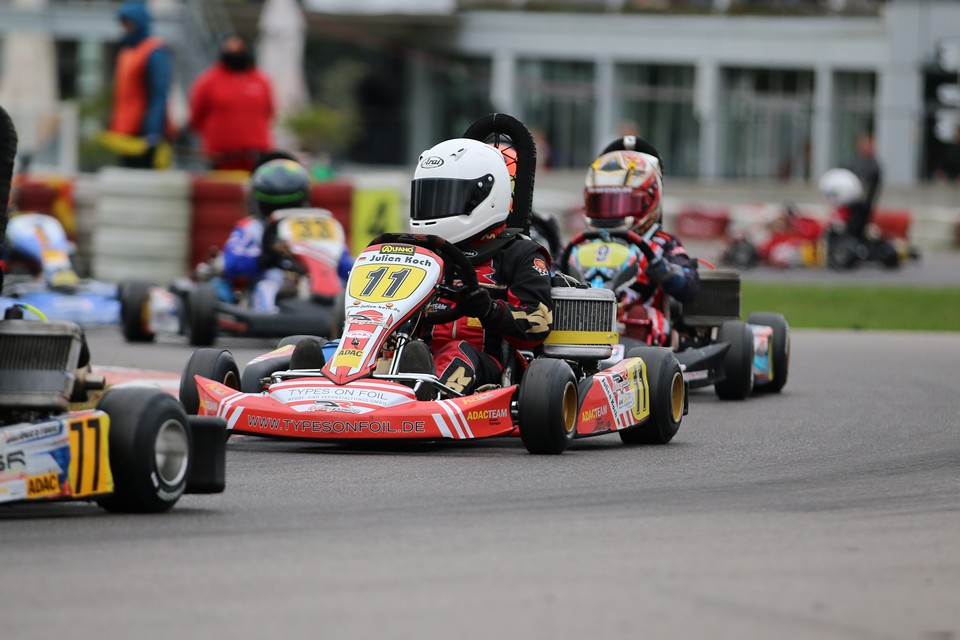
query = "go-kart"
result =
(723, 203, 919, 271)
(722, 204, 827, 269)
(118, 207, 346, 346)
(562, 226, 790, 399)
(0, 307, 226, 512)
(179, 233, 688, 453)
(823, 224, 919, 271)
(0, 212, 120, 324)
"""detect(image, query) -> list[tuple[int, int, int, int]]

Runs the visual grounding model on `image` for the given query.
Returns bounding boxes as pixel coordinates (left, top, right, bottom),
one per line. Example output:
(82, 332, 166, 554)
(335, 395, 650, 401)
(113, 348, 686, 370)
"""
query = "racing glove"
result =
(458, 287, 502, 326)
(645, 256, 687, 296)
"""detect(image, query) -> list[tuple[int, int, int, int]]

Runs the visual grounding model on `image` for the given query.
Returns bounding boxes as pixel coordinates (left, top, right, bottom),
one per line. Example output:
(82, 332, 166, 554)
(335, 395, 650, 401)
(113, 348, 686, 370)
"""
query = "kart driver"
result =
(219, 157, 352, 312)
(576, 140, 699, 347)
(818, 167, 870, 240)
(407, 138, 554, 394)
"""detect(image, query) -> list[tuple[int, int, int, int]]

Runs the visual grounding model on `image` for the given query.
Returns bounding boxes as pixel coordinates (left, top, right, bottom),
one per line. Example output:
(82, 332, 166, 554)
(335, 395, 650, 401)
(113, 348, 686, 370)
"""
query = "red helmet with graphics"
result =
(583, 150, 662, 233)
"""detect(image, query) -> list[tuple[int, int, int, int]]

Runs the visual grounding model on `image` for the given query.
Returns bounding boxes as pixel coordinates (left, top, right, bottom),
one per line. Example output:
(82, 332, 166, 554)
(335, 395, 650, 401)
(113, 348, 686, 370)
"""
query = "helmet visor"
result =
(584, 188, 658, 221)
(411, 176, 493, 221)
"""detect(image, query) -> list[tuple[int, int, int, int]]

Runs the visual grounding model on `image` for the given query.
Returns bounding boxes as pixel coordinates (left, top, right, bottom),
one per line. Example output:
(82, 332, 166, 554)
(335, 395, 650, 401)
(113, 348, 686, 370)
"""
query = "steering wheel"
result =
(369, 233, 480, 324)
(560, 229, 658, 277)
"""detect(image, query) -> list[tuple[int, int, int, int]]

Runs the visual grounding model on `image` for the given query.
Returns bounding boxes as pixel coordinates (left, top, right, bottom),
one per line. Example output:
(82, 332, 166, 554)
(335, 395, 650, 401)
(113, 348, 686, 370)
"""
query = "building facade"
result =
(1, 0, 958, 184)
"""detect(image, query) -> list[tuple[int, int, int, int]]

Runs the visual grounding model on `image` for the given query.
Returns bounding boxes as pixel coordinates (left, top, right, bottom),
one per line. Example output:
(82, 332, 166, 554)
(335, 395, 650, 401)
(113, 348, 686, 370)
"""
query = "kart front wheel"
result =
(748, 312, 790, 393)
(518, 358, 577, 455)
(714, 320, 755, 401)
(188, 283, 219, 347)
(179, 348, 239, 415)
(119, 279, 155, 343)
(96, 388, 192, 513)
(620, 347, 684, 445)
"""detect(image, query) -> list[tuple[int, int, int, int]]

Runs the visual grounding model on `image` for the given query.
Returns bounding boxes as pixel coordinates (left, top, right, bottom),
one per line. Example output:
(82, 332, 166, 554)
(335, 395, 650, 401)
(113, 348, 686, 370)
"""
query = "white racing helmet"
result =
(818, 168, 863, 206)
(410, 138, 512, 244)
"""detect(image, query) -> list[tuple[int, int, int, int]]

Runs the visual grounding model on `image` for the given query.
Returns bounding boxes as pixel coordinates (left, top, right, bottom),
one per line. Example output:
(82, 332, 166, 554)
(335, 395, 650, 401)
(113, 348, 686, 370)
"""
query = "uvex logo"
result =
(420, 156, 444, 168)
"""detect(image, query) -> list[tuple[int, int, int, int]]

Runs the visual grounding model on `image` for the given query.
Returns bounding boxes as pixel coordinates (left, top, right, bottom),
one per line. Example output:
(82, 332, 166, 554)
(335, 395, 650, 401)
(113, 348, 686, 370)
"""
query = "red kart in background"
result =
(723, 203, 919, 270)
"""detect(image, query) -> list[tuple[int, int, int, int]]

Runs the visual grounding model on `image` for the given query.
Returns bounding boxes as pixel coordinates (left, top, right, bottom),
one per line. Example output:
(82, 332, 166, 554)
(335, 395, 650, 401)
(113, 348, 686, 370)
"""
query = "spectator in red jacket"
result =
(189, 34, 275, 172)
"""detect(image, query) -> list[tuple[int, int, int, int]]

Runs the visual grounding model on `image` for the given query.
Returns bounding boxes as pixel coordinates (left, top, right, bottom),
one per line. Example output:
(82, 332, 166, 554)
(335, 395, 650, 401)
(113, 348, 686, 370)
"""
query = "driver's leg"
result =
(435, 341, 501, 394)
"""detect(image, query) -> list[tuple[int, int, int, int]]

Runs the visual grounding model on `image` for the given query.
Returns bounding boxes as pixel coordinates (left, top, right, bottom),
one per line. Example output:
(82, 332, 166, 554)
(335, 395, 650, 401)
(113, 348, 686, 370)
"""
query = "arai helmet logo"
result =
(420, 156, 444, 169)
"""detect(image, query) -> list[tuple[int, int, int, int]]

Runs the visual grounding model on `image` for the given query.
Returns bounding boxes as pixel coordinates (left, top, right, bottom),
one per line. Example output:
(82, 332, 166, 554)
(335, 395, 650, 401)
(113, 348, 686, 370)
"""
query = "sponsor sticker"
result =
(379, 244, 415, 255)
(26, 472, 60, 499)
(532, 258, 549, 276)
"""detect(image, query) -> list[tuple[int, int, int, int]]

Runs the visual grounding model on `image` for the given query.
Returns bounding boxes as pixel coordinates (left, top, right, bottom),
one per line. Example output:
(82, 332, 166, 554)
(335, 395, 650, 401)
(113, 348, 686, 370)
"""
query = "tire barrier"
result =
(92, 167, 191, 283)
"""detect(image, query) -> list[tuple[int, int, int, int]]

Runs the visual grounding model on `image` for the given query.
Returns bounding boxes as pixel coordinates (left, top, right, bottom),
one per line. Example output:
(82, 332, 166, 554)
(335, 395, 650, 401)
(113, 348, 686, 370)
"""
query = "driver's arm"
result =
(485, 241, 554, 350)
(647, 234, 699, 303)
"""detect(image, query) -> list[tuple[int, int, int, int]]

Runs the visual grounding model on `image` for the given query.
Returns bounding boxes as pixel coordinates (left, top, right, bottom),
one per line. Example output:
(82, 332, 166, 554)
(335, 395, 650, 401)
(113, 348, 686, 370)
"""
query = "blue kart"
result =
(1, 213, 120, 324)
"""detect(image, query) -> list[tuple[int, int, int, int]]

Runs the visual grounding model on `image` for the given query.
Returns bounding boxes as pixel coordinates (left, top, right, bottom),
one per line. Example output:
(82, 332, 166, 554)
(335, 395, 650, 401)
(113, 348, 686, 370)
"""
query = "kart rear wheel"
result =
(878, 241, 901, 269)
(237, 336, 328, 392)
(179, 348, 239, 415)
(329, 291, 346, 339)
(188, 282, 219, 347)
(725, 239, 758, 269)
(518, 358, 577, 455)
(827, 233, 858, 270)
(96, 388, 192, 513)
(714, 320, 755, 401)
(119, 279, 155, 343)
(747, 312, 790, 393)
(620, 347, 684, 445)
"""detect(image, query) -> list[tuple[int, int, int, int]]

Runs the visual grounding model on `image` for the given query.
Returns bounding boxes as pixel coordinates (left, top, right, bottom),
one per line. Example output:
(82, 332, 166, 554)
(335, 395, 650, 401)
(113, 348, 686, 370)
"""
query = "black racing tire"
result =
(518, 358, 578, 455)
(619, 347, 685, 445)
(714, 320, 755, 401)
(277, 334, 326, 349)
(878, 241, 901, 269)
(329, 291, 346, 339)
(725, 239, 759, 269)
(95, 388, 193, 513)
(748, 311, 790, 393)
(188, 282, 219, 347)
(179, 348, 239, 415)
(827, 233, 858, 270)
(237, 335, 328, 392)
(119, 279, 155, 343)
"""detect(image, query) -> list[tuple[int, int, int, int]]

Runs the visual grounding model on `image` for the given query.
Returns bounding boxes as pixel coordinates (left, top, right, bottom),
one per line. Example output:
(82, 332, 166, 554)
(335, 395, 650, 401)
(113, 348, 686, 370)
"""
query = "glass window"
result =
(426, 57, 493, 143)
(833, 71, 876, 168)
(614, 64, 699, 177)
(517, 59, 596, 169)
(721, 67, 814, 179)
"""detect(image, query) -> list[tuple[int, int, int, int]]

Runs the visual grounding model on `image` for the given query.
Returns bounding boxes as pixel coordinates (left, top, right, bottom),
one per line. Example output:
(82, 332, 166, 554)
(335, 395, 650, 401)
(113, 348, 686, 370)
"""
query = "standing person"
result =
(107, 1, 174, 169)
(1, 104, 17, 290)
(846, 133, 883, 225)
(189, 35, 275, 172)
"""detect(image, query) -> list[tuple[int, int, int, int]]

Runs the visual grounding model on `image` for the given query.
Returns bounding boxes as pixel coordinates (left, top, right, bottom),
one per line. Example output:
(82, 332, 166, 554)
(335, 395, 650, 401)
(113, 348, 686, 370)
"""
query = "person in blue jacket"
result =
(108, 1, 174, 168)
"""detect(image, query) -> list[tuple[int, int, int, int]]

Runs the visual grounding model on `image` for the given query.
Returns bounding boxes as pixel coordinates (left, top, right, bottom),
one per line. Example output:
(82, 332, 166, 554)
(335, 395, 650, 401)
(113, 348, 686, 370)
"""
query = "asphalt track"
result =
(2, 327, 959, 640)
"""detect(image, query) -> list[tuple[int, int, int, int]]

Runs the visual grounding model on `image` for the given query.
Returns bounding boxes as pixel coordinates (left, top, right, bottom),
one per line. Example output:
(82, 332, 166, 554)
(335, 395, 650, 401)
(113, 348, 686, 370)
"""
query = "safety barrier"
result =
(188, 175, 355, 268)
(91, 168, 191, 283)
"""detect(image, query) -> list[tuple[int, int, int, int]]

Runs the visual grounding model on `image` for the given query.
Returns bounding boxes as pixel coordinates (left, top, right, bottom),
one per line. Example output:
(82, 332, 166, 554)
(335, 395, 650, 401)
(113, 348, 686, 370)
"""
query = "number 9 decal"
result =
(348, 264, 427, 303)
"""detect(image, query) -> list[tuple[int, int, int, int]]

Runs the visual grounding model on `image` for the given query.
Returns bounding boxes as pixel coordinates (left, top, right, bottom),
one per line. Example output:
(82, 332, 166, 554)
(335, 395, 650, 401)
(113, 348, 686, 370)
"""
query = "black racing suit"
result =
(420, 228, 554, 394)
(1, 105, 17, 289)
(630, 230, 700, 305)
